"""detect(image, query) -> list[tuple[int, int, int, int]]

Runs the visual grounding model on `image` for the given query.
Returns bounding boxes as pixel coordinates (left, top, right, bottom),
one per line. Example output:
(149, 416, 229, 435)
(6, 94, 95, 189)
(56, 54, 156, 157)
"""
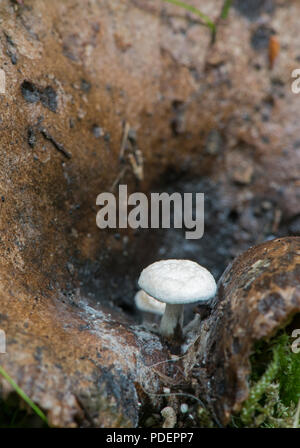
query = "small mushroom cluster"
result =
(135, 259, 217, 343)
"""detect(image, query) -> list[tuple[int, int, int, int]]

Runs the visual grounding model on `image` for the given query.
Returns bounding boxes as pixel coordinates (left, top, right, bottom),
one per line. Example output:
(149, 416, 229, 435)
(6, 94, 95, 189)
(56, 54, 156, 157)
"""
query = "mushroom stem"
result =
(160, 303, 184, 338)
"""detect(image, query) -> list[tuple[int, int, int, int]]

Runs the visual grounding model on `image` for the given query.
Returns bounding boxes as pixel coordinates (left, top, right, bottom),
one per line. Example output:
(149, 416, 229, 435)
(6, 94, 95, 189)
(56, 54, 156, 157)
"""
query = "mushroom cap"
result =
(134, 290, 166, 315)
(138, 259, 217, 305)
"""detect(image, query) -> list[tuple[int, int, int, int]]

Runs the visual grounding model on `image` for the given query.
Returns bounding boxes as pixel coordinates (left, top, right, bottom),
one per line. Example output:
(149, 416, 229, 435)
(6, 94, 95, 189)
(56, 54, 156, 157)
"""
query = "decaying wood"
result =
(186, 237, 300, 425)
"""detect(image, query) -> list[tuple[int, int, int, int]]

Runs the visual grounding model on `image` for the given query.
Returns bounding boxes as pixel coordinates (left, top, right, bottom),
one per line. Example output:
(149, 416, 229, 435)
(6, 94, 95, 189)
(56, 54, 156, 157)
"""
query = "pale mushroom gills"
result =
(138, 259, 217, 339)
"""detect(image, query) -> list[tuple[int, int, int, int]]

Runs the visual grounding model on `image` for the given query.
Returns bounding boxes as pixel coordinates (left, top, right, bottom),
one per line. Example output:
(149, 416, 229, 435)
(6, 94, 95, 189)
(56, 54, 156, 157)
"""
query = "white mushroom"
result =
(134, 290, 165, 315)
(138, 259, 217, 339)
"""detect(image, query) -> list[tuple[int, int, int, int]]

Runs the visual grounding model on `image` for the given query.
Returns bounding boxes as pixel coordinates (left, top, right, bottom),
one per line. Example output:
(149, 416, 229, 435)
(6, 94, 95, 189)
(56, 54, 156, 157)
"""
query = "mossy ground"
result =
(177, 320, 300, 428)
(231, 325, 300, 428)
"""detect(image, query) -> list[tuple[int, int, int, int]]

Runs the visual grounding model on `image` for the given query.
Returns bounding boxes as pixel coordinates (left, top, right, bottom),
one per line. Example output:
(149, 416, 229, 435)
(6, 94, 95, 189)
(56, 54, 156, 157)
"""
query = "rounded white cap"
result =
(138, 259, 217, 305)
(134, 290, 166, 315)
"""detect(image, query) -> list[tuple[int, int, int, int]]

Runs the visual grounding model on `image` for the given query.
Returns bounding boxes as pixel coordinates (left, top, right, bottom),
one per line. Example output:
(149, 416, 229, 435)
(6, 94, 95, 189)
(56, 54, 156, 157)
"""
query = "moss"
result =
(196, 405, 217, 427)
(233, 327, 300, 428)
(276, 333, 300, 406)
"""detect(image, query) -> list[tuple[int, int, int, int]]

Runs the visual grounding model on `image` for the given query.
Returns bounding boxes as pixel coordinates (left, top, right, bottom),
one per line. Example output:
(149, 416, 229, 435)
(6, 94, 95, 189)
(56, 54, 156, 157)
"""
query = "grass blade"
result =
(0, 365, 48, 425)
(221, 0, 232, 19)
(162, 0, 216, 34)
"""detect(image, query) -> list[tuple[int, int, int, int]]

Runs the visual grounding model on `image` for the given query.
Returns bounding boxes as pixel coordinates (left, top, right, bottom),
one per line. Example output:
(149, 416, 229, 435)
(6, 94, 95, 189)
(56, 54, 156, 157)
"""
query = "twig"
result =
(40, 127, 71, 159)
(110, 166, 128, 192)
(117, 121, 144, 182)
(120, 121, 131, 161)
